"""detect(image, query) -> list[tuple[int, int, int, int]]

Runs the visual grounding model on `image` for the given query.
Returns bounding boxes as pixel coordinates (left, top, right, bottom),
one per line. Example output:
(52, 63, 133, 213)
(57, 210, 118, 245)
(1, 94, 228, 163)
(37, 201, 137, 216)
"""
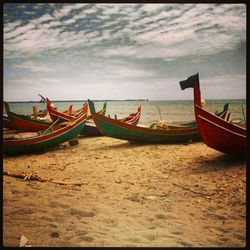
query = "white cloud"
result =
(35, 14, 54, 23)
(4, 23, 35, 40)
(3, 4, 246, 101)
(103, 46, 136, 57)
(63, 18, 76, 25)
(4, 20, 22, 33)
(201, 74, 246, 99)
(140, 4, 167, 12)
(12, 62, 53, 73)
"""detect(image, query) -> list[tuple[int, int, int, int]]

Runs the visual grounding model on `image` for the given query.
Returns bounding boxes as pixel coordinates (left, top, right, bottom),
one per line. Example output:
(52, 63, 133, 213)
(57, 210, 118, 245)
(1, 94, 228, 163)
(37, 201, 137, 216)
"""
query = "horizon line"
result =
(4, 98, 246, 103)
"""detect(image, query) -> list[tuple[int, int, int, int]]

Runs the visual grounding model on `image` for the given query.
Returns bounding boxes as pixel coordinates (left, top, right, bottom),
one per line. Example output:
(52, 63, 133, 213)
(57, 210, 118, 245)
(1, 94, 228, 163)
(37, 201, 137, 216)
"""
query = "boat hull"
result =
(79, 122, 102, 136)
(47, 100, 87, 124)
(195, 105, 246, 155)
(6, 111, 52, 132)
(80, 103, 141, 137)
(4, 113, 87, 155)
(92, 113, 200, 143)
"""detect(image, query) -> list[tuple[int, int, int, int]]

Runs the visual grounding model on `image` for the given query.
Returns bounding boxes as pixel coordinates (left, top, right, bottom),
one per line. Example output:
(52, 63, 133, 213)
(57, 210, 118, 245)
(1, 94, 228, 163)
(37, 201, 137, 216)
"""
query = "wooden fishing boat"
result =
(47, 99, 108, 136)
(86, 102, 107, 120)
(80, 104, 141, 136)
(63, 104, 81, 116)
(179, 73, 246, 155)
(80, 102, 107, 136)
(3, 106, 88, 156)
(3, 113, 17, 130)
(88, 100, 200, 143)
(4, 102, 53, 132)
(47, 98, 88, 123)
(119, 105, 142, 126)
(215, 103, 230, 120)
(29, 103, 73, 119)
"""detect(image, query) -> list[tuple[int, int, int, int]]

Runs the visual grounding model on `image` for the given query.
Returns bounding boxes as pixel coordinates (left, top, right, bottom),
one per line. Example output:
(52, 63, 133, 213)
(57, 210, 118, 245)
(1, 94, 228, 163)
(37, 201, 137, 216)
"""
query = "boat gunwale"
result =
(92, 112, 199, 136)
(6, 110, 52, 126)
(4, 111, 87, 146)
(195, 104, 246, 134)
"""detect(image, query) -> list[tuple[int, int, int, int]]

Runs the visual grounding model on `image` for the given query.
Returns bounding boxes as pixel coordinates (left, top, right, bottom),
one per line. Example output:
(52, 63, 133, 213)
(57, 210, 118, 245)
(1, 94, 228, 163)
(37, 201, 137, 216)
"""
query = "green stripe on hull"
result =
(96, 119, 200, 143)
(4, 121, 86, 155)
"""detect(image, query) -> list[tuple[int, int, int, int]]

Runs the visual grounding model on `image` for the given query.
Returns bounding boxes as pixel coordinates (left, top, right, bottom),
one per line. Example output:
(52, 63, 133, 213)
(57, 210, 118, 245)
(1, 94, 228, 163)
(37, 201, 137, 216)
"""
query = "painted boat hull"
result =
(5, 111, 52, 132)
(93, 115, 200, 143)
(80, 103, 141, 137)
(47, 99, 87, 123)
(89, 100, 200, 143)
(3, 111, 87, 155)
(195, 105, 246, 155)
(3, 114, 17, 130)
(4, 102, 53, 132)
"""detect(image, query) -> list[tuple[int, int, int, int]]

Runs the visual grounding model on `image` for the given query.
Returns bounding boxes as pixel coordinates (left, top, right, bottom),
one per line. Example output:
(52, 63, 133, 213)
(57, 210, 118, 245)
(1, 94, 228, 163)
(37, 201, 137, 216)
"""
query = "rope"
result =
(3, 170, 87, 186)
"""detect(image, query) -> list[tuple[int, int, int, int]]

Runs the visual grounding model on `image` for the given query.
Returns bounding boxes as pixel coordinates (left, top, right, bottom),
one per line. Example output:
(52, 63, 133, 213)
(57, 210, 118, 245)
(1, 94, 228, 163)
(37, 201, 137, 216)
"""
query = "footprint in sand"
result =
(65, 229, 94, 242)
(144, 234, 157, 241)
(177, 239, 193, 247)
(103, 218, 119, 228)
(39, 215, 54, 222)
(75, 229, 88, 235)
(170, 229, 184, 236)
(69, 208, 96, 218)
(155, 213, 177, 221)
(128, 237, 142, 244)
(11, 207, 35, 215)
(49, 201, 70, 209)
(204, 212, 228, 220)
(61, 192, 74, 197)
(11, 190, 22, 195)
(77, 236, 94, 242)
(233, 233, 245, 241)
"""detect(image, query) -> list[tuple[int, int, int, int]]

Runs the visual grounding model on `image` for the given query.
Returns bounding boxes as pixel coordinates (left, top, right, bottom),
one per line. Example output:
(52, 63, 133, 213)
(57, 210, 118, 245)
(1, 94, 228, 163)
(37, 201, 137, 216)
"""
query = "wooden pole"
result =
(156, 106, 162, 120)
(33, 106, 38, 119)
(241, 105, 246, 123)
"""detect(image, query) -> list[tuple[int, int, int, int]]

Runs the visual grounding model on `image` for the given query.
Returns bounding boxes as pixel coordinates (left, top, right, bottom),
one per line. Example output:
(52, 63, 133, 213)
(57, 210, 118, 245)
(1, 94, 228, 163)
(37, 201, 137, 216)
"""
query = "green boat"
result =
(3, 107, 88, 156)
(88, 100, 201, 144)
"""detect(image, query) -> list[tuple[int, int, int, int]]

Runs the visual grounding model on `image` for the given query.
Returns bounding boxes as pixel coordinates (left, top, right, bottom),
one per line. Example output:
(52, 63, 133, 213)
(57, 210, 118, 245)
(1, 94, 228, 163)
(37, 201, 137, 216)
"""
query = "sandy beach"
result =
(3, 135, 246, 247)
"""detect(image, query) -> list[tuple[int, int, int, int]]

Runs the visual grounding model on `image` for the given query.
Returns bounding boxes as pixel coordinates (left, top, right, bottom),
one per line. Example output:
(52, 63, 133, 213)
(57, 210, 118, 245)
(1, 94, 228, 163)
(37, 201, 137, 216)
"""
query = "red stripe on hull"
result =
(11, 117, 50, 132)
(4, 112, 87, 147)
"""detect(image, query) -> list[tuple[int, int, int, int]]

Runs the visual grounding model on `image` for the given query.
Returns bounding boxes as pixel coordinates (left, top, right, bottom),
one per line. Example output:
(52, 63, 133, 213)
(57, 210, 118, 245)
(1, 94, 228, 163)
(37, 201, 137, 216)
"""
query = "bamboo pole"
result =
(241, 105, 246, 123)
(156, 106, 162, 120)
(40, 118, 59, 135)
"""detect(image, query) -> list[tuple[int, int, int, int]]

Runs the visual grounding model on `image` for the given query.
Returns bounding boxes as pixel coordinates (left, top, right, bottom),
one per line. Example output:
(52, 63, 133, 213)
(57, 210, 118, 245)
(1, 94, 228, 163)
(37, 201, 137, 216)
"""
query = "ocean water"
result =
(4, 99, 246, 126)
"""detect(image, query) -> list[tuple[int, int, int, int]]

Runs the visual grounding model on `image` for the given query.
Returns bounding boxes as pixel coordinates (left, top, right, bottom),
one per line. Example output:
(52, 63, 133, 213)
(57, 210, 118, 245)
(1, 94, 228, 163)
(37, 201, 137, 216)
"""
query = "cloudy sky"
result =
(4, 3, 246, 101)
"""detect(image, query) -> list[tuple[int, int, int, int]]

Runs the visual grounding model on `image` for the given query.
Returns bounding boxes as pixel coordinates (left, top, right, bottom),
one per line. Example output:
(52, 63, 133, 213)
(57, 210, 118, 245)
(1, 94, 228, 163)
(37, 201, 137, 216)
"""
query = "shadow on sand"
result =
(88, 140, 154, 151)
(192, 153, 246, 173)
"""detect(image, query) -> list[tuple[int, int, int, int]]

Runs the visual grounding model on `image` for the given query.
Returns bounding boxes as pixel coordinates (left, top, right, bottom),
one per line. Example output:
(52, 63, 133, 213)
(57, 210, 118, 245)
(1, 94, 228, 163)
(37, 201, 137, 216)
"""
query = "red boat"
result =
(4, 102, 53, 132)
(3, 101, 76, 132)
(180, 73, 246, 155)
(46, 98, 87, 123)
(119, 105, 141, 125)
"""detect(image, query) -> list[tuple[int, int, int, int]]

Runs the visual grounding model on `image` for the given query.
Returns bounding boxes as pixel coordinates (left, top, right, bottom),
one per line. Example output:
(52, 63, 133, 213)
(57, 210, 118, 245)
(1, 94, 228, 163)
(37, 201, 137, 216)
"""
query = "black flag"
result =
(179, 73, 199, 90)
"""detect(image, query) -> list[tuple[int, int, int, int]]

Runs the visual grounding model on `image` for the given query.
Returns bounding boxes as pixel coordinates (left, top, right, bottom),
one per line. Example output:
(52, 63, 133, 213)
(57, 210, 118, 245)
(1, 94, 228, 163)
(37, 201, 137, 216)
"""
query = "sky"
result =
(3, 3, 246, 101)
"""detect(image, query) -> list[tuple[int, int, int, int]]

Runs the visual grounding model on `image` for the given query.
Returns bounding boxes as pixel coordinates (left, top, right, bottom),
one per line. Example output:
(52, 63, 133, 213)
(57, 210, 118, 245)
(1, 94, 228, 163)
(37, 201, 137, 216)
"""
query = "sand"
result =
(3, 136, 246, 247)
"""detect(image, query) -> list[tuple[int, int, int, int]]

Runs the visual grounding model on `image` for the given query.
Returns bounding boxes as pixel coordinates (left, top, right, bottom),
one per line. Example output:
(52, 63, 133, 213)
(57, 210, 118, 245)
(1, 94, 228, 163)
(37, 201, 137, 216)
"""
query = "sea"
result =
(4, 99, 246, 126)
